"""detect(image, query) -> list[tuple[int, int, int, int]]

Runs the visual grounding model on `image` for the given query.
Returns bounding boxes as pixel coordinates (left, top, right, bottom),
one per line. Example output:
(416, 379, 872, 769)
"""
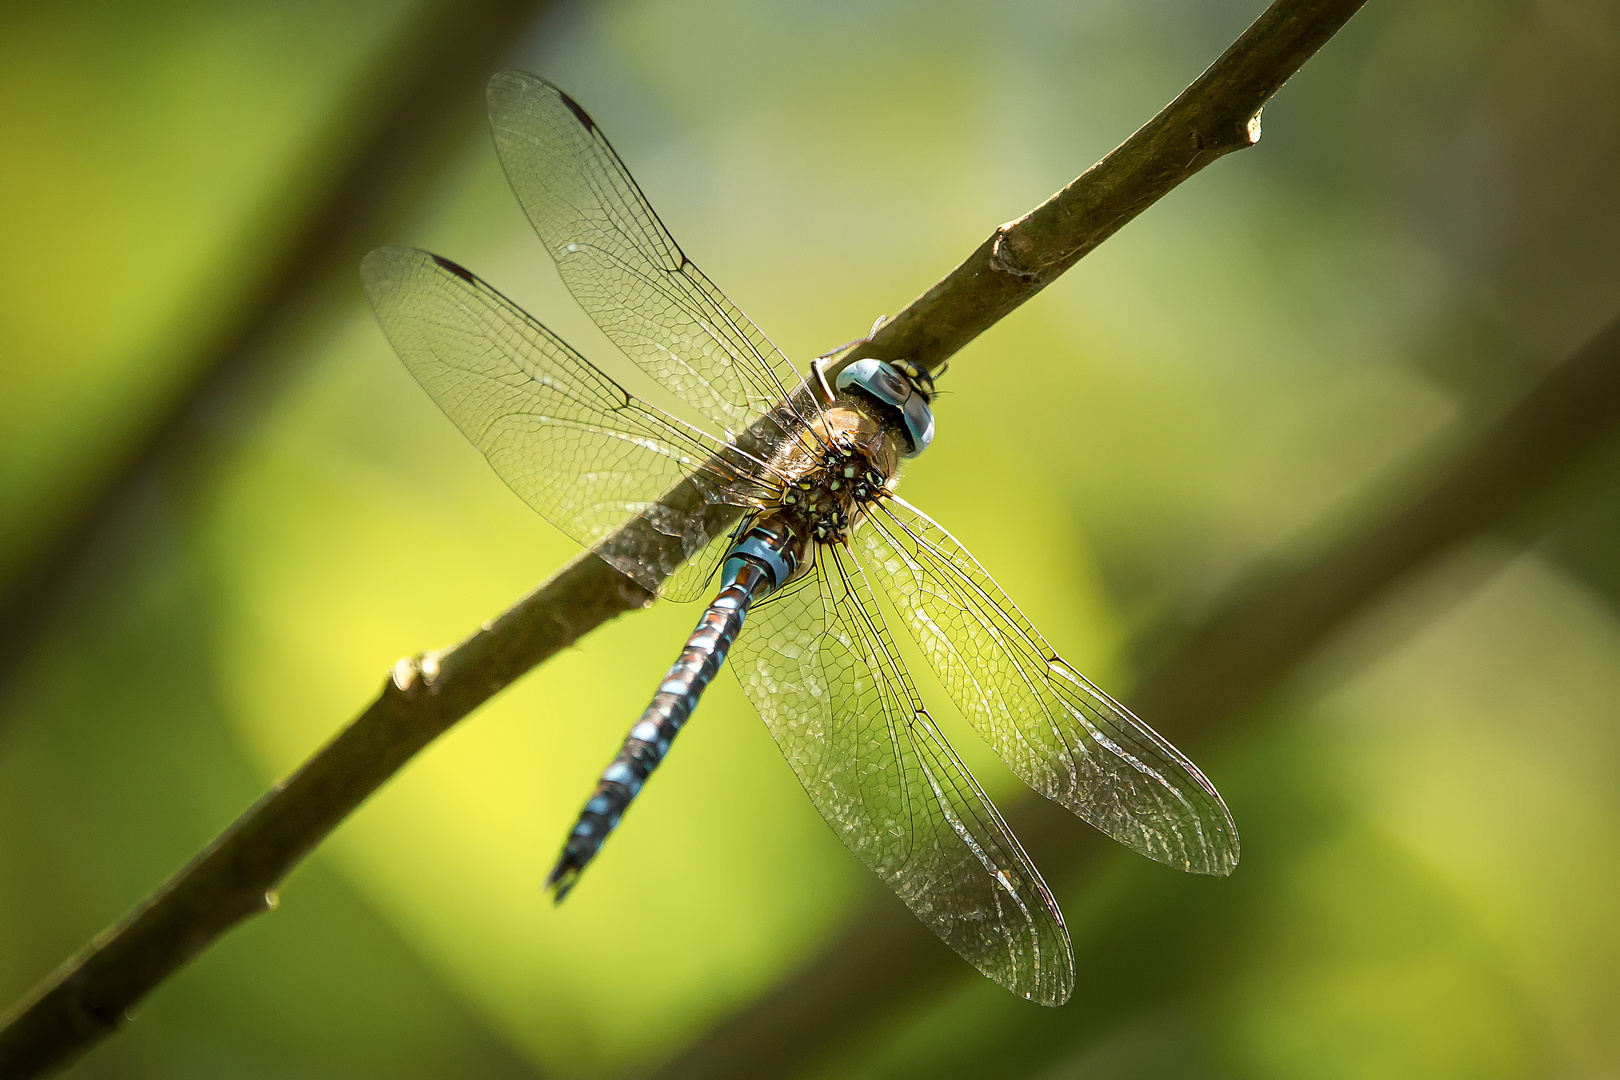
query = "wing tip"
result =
(486, 67, 532, 103)
(1193, 828, 1241, 877)
(428, 252, 478, 284)
(1009, 952, 1075, 1007)
(361, 245, 449, 298)
(360, 244, 409, 298)
(486, 69, 596, 133)
(362, 246, 478, 287)
(1217, 834, 1241, 877)
(555, 87, 596, 132)
(1042, 963, 1077, 1008)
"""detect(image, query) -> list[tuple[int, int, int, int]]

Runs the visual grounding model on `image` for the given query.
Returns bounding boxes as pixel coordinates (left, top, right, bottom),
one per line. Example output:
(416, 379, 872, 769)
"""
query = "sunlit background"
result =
(3, 0, 1619, 1077)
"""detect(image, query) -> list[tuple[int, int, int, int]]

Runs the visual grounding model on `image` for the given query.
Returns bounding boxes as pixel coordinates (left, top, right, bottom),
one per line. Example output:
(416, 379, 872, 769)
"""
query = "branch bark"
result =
(0, 0, 553, 692)
(647, 316, 1620, 1080)
(0, 0, 1368, 1075)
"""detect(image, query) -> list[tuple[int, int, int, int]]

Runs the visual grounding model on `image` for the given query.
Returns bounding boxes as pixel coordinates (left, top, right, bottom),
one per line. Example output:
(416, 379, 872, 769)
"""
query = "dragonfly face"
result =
(362, 70, 1239, 1007)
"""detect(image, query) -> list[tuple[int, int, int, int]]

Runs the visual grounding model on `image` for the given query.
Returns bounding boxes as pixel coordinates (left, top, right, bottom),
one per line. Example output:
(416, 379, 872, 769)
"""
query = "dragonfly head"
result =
(835, 358, 936, 458)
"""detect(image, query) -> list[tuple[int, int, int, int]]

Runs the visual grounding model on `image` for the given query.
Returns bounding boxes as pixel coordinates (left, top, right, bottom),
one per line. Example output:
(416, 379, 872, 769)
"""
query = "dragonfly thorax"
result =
(771, 403, 899, 548)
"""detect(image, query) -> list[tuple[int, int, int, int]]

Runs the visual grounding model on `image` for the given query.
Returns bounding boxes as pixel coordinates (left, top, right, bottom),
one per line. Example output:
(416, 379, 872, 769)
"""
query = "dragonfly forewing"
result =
(858, 496, 1239, 876)
(486, 71, 808, 440)
(730, 544, 1077, 1005)
(361, 246, 777, 600)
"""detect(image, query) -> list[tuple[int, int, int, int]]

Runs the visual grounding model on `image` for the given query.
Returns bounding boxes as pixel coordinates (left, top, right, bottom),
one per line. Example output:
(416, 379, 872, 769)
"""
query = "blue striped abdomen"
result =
(545, 523, 797, 900)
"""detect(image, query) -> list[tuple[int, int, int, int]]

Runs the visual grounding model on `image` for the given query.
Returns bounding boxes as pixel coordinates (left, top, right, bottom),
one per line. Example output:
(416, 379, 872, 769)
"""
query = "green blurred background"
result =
(3, 0, 1619, 1076)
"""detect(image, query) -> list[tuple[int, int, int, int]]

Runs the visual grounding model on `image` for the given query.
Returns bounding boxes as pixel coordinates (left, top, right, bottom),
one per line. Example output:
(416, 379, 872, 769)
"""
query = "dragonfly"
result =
(362, 71, 1238, 1006)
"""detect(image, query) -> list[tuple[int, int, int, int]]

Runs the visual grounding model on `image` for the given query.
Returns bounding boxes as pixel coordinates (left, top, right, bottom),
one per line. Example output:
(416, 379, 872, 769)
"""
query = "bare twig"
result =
(0, 0, 552, 691)
(0, 0, 1369, 1075)
(854, 0, 1367, 376)
(648, 318, 1620, 1080)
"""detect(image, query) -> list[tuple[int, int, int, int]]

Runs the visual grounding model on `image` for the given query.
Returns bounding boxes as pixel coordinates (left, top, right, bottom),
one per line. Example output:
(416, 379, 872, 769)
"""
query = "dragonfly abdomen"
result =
(545, 522, 801, 901)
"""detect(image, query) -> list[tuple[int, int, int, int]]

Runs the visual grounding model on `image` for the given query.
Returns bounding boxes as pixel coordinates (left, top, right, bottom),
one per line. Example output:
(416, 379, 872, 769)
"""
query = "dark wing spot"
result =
(558, 90, 596, 132)
(431, 254, 478, 284)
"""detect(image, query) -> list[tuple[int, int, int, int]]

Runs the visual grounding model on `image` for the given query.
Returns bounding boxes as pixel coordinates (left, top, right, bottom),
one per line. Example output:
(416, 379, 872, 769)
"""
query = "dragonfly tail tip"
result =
(545, 862, 581, 904)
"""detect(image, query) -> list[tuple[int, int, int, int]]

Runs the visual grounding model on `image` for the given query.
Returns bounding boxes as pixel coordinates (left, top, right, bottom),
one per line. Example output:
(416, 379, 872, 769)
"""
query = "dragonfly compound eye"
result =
(834, 357, 936, 459)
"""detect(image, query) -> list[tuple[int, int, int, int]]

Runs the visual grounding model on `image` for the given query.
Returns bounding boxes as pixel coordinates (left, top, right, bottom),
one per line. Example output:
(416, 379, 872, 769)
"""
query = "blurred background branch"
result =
(0, 2, 1368, 1075)
(0, 0, 553, 693)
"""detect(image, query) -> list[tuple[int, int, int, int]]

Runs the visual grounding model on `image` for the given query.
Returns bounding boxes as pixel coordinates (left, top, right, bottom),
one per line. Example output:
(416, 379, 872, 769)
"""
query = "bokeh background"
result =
(3, 0, 1619, 1077)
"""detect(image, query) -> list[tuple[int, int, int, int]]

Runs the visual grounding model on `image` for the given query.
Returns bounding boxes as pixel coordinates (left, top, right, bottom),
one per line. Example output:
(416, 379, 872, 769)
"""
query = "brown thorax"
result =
(758, 400, 903, 570)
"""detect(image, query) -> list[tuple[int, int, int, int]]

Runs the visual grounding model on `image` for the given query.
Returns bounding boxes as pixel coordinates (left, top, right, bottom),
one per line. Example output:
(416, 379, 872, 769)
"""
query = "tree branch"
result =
(0, 0, 553, 692)
(647, 316, 1620, 1080)
(855, 0, 1367, 375)
(0, 0, 1369, 1075)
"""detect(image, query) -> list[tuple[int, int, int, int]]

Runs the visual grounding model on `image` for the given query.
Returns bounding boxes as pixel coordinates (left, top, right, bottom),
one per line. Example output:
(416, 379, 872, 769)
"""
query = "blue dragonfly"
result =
(362, 71, 1238, 1006)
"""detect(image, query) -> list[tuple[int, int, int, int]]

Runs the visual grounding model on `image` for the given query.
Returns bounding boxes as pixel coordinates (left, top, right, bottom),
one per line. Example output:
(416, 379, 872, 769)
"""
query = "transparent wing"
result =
(858, 496, 1239, 876)
(731, 545, 1076, 1005)
(361, 246, 778, 601)
(486, 70, 810, 438)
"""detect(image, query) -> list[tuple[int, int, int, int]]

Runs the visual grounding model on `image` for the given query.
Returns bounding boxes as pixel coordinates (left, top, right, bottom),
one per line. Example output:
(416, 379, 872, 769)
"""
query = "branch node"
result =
(989, 226, 1039, 281)
(64, 973, 120, 1040)
(388, 651, 442, 696)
